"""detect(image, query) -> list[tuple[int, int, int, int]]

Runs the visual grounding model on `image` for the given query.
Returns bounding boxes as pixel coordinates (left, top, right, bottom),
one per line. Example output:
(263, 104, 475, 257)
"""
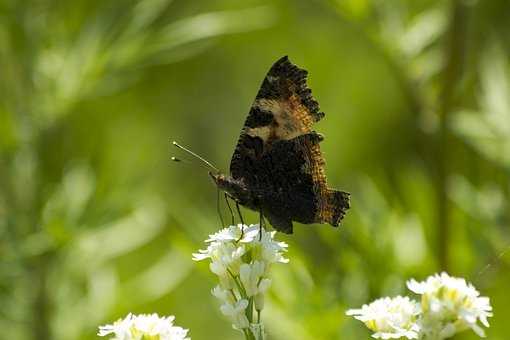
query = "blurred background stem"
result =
(436, 0, 467, 271)
(32, 255, 51, 340)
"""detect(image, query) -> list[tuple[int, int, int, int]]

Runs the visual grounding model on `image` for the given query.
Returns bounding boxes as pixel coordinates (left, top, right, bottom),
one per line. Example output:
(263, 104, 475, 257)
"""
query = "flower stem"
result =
(227, 269, 248, 299)
(243, 328, 256, 340)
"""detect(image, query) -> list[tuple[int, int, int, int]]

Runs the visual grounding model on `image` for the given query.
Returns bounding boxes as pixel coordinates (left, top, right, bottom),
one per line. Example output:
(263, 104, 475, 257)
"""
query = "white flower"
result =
(98, 313, 132, 339)
(220, 299, 250, 329)
(240, 261, 272, 297)
(203, 224, 259, 244)
(239, 261, 272, 311)
(346, 296, 420, 339)
(212, 285, 230, 301)
(98, 313, 190, 340)
(407, 272, 493, 338)
(195, 241, 246, 277)
(254, 279, 272, 311)
(206, 224, 246, 242)
(251, 229, 289, 264)
(193, 224, 288, 266)
(193, 224, 288, 335)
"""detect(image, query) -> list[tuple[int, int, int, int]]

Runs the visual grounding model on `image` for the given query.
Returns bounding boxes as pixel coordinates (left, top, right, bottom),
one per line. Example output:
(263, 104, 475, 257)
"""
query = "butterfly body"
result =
(213, 56, 350, 234)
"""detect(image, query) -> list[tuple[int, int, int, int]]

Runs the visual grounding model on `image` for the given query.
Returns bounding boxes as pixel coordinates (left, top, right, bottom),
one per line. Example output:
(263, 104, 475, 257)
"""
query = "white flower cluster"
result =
(407, 272, 493, 338)
(346, 296, 420, 339)
(193, 224, 288, 339)
(98, 313, 190, 340)
(347, 272, 493, 340)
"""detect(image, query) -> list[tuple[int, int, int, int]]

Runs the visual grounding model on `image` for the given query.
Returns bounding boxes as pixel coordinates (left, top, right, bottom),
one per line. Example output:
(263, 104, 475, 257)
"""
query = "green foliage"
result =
(1, 0, 509, 339)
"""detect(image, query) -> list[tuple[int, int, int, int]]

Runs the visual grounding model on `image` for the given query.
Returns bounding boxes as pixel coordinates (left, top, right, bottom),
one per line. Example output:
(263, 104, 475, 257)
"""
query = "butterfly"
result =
(209, 56, 350, 234)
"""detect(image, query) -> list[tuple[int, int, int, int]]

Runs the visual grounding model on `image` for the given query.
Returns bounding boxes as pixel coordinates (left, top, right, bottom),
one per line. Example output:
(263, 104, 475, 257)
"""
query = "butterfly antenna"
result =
(171, 141, 219, 173)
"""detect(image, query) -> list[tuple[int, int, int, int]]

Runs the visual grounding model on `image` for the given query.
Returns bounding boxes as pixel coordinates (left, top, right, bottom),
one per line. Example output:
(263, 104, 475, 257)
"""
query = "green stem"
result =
(227, 269, 248, 299)
(226, 268, 255, 336)
(243, 328, 256, 340)
(246, 297, 254, 323)
(229, 289, 238, 301)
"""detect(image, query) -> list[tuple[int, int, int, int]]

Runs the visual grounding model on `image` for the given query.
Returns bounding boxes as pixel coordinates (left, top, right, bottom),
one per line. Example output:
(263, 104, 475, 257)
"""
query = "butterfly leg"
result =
(217, 188, 225, 227)
(224, 193, 235, 226)
(259, 210, 264, 241)
(236, 201, 245, 225)
(235, 201, 245, 242)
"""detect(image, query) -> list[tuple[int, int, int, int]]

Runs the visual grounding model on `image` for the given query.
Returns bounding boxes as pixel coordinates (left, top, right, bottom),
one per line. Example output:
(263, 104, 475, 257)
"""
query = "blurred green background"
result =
(1, 0, 509, 339)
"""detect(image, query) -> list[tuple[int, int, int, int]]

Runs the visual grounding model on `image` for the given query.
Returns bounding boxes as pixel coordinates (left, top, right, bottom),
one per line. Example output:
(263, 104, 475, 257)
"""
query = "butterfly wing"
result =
(234, 56, 324, 146)
(230, 56, 349, 233)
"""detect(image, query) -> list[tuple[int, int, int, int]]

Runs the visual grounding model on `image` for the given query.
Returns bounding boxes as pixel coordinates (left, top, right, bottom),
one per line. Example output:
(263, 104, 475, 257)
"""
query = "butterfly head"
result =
(209, 172, 239, 193)
(209, 172, 253, 207)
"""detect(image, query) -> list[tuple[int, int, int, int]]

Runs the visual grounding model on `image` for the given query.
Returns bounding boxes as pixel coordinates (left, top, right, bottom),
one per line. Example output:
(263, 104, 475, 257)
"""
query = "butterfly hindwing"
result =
(229, 56, 349, 233)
